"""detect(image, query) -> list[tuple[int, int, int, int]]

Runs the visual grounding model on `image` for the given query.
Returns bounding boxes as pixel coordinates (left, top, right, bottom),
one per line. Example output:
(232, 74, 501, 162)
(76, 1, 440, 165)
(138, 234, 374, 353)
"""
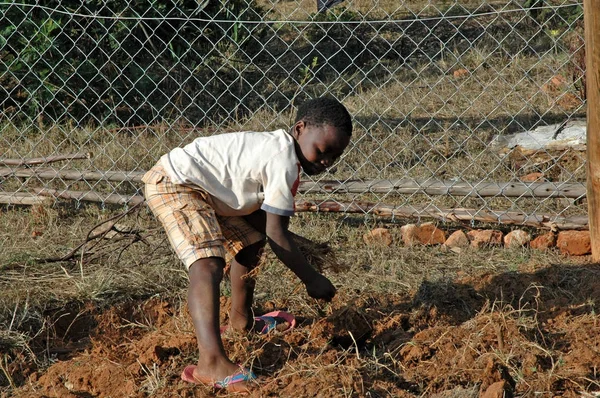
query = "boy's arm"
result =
(265, 212, 336, 301)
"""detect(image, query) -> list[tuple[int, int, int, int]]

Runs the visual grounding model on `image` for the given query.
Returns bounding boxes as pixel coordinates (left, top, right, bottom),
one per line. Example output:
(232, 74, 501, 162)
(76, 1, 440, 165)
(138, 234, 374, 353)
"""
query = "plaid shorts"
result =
(142, 163, 265, 269)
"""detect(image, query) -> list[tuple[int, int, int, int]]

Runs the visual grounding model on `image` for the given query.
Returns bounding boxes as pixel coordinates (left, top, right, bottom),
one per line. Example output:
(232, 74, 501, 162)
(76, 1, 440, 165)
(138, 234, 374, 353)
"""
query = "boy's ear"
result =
(292, 120, 305, 138)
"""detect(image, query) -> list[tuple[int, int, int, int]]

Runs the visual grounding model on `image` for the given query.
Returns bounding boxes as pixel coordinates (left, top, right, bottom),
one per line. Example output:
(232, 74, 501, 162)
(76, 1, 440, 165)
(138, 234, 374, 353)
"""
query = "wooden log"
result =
(585, 0, 600, 260)
(300, 179, 586, 198)
(0, 167, 588, 199)
(2, 190, 587, 230)
(294, 200, 589, 230)
(0, 152, 92, 166)
(0, 168, 145, 183)
(0, 193, 51, 205)
(32, 188, 144, 206)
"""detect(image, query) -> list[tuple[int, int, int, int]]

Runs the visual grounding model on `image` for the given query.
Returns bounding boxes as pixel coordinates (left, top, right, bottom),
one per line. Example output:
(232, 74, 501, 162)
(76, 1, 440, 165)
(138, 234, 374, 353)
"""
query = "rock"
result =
(414, 222, 446, 245)
(490, 119, 587, 153)
(363, 227, 393, 246)
(400, 223, 445, 246)
(453, 68, 469, 78)
(444, 230, 470, 249)
(530, 232, 556, 251)
(467, 230, 503, 248)
(557, 92, 582, 111)
(400, 224, 419, 246)
(519, 172, 545, 182)
(504, 230, 531, 248)
(556, 230, 591, 255)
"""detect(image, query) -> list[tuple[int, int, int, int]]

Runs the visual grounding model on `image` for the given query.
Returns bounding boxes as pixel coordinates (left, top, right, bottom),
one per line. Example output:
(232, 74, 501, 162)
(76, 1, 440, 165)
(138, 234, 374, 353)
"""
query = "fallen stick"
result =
(0, 167, 588, 199)
(0, 152, 93, 166)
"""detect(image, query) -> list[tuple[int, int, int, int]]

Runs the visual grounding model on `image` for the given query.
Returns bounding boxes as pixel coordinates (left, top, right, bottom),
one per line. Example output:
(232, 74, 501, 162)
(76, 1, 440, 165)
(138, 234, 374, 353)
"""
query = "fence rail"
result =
(0, 0, 587, 229)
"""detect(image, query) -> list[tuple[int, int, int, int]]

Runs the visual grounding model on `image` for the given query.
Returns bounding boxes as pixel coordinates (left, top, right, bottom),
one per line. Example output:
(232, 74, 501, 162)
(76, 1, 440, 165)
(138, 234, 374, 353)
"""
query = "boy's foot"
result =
(181, 364, 256, 393)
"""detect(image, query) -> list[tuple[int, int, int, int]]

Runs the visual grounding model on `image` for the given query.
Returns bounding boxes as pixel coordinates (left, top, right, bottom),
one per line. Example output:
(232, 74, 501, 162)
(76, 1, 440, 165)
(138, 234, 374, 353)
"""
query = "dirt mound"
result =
(5, 264, 600, 397)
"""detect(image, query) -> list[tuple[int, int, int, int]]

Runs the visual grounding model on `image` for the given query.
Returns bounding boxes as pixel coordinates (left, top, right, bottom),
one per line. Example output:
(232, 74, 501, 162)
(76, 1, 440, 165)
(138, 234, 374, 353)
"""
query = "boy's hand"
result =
(305, 274, 336, 301)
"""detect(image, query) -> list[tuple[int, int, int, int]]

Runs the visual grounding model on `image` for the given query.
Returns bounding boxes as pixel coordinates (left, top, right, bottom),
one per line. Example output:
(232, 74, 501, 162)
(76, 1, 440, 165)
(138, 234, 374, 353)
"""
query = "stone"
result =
(530, 232, 556, 251)
(400, 224, 419, 246)
(453, 68, 469, 78)
(504, 230, 531, 248)
(414, 222, 446, 245)
(444, 230, 470, 248)
(467, 230, 503, 248)
(519, 172, 545, 182)
(363, 227, 393, 246)
(556, 230, 591, 255)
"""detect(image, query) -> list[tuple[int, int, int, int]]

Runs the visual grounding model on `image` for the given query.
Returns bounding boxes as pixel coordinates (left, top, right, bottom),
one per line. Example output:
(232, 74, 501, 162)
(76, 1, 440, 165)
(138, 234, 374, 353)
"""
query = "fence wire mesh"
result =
(0, 0, 588, 228)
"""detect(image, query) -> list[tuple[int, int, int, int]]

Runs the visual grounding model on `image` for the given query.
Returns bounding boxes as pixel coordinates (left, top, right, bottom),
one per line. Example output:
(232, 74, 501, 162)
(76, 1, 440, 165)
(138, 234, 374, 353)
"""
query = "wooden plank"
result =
(585, 0, 600, 260)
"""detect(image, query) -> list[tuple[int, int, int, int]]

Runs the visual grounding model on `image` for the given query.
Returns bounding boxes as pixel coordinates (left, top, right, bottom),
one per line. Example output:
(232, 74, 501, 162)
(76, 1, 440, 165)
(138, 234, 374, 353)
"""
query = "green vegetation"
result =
(0, 0, 266, 124)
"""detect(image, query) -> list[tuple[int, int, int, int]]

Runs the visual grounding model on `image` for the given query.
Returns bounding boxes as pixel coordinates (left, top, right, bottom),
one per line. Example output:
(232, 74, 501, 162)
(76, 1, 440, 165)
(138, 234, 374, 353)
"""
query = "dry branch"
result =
(0, 152, 92, 166)
(0, 166, 588, 198)
(39, 201, 143, 264)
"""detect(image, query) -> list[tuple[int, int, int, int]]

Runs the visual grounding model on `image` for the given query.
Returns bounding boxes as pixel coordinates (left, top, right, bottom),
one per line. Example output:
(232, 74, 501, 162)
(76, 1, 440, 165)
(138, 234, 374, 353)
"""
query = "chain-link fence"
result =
(0, 0, 588, 229)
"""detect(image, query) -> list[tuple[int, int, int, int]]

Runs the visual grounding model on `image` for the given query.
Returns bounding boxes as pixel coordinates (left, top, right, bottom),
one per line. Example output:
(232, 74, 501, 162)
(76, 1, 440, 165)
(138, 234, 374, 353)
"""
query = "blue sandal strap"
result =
(255, 315, 278, 334)
(213, 367, 256, 388)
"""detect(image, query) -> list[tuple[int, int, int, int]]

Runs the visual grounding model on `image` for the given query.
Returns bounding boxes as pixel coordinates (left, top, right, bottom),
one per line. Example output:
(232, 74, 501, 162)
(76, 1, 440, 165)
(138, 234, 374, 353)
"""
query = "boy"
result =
(142, 97, 352, 392)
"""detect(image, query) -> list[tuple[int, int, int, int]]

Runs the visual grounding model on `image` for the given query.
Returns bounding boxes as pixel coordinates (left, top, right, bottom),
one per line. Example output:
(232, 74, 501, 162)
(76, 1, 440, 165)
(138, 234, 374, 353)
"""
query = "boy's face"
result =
(292, 120, 350, 176)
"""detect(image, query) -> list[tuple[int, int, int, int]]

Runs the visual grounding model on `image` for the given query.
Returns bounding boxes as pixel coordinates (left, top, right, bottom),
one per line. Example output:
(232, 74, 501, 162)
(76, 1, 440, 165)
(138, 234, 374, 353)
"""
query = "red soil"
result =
(4, 263, 600, 397)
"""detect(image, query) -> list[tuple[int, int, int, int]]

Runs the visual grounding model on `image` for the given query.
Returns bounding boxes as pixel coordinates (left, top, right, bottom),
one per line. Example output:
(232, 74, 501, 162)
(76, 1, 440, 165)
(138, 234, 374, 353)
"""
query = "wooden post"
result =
(585, 0, 600, 260)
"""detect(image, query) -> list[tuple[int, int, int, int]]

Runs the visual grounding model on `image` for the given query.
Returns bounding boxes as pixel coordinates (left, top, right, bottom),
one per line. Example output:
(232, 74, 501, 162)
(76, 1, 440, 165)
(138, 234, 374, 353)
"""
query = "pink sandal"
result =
(181, 364, 256, 390)
(220, 310, 296, 335)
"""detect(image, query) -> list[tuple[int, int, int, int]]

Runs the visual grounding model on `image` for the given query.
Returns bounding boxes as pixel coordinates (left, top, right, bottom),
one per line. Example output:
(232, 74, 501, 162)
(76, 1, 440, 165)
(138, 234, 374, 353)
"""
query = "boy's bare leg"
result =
(229, 242, 290, 332)
(229, 242, 262, 330)
(188, 257, 247, 389)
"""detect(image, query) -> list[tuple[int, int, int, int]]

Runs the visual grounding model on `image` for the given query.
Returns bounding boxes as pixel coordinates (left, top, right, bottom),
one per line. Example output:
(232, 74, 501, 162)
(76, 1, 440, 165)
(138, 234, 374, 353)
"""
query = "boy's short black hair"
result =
(295, 97, 353, 136)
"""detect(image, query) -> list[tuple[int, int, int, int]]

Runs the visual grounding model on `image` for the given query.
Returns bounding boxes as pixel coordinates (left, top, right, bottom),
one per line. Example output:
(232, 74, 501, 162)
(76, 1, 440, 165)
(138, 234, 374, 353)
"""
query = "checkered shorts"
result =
(142, 163, 265, 269)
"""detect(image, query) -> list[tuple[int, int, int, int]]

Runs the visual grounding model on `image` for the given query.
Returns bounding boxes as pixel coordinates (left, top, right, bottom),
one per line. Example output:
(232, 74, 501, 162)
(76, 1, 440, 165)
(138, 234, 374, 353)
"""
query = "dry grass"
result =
(1, 203, 599, 396)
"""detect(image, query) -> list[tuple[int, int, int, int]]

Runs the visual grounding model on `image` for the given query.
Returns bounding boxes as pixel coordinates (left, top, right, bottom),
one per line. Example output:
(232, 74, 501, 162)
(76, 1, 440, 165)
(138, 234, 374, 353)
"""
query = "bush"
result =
(0, 0, 266, 125)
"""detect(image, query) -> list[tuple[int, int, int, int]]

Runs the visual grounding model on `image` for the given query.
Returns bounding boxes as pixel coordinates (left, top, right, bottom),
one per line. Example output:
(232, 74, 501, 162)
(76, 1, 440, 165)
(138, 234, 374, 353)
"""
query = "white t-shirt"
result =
(161, 129, 301, 217)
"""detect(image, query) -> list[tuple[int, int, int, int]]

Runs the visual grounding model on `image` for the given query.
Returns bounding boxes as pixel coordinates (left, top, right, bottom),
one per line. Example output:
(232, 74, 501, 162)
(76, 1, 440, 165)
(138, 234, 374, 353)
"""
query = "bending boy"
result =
(142, 97, 352, 392)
